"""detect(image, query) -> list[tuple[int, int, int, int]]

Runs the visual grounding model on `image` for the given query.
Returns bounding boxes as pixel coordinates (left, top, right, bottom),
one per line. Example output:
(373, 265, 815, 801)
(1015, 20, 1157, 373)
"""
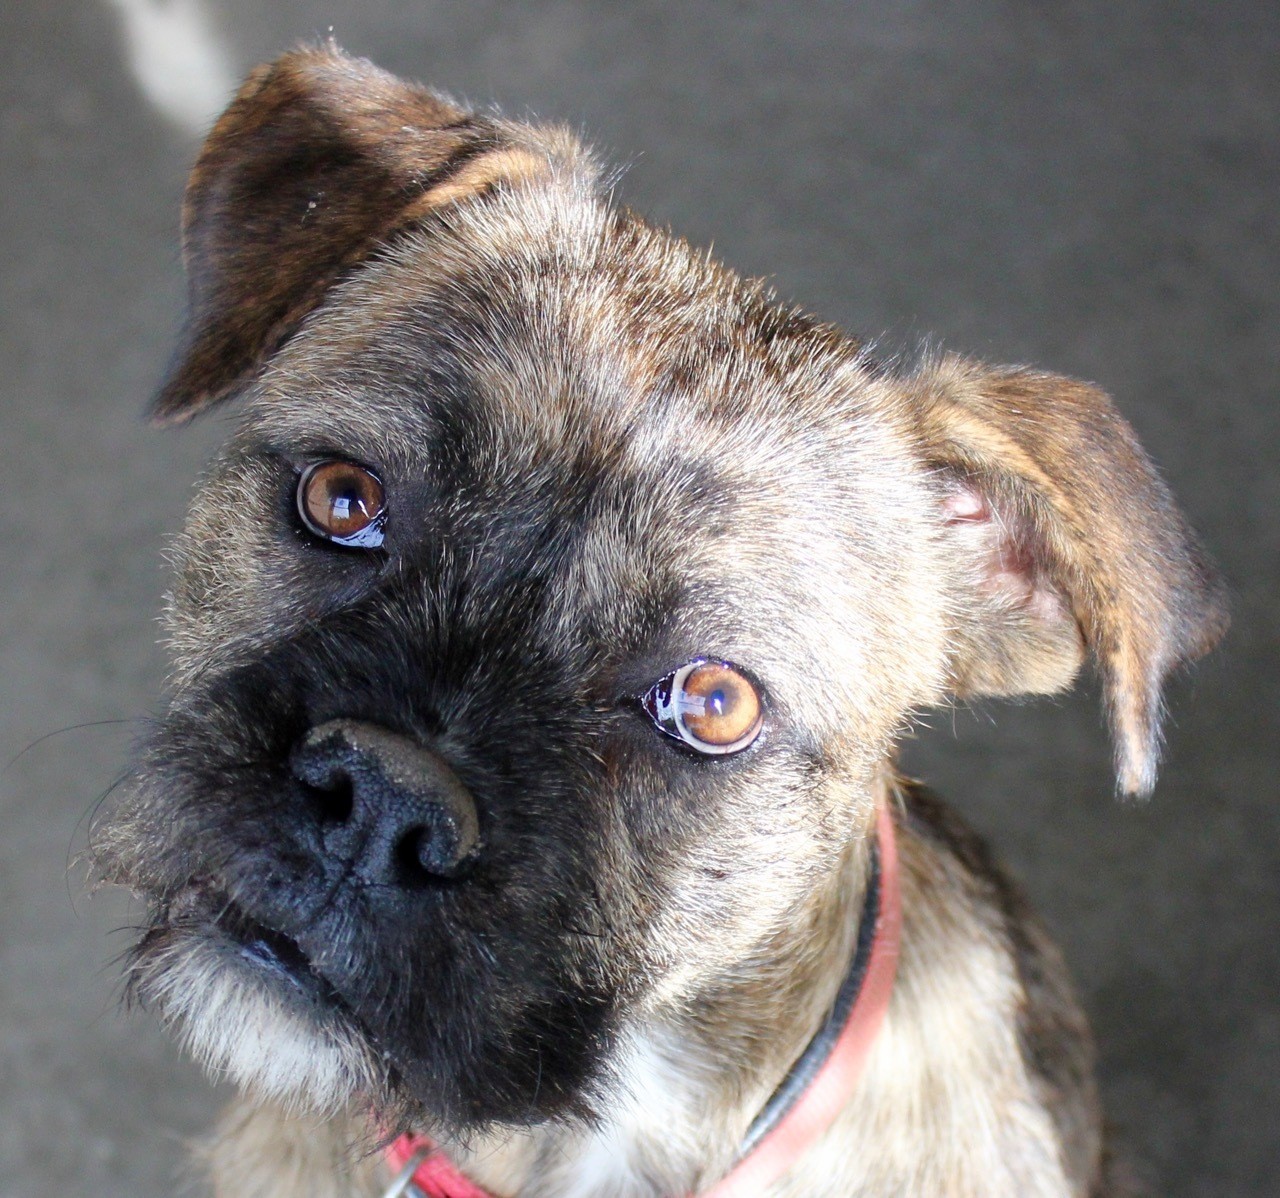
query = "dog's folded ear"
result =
(151, 44, 589, 423)
(911, 355, 1227, 796)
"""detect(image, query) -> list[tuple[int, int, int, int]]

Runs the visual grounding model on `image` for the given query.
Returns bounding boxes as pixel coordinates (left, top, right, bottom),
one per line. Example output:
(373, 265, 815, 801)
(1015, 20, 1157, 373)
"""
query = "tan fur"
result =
(198, 1101, 381, 1198)
(99, 46, 1228, 1198)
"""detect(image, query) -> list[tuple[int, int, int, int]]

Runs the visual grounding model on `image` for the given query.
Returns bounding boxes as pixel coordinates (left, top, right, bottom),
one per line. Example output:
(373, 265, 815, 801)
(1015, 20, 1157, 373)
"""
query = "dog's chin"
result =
(127, 894, 387, 1123)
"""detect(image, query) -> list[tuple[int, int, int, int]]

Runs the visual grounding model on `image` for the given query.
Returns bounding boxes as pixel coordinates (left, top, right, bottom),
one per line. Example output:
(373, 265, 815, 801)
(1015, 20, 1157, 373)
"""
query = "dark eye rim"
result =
(295, 459, 388, 549)
(640, 657, 766, 757)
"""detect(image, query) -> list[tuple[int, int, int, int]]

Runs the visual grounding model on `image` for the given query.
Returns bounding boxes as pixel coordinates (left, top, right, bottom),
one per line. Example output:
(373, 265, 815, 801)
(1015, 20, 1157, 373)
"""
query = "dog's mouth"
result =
(155, 882, 343, 1009)
(101, 692, 630, 1131)
(224, 908, 340, 1002)
(234, 920, 313, 989)
(118, 877, 394, 1122)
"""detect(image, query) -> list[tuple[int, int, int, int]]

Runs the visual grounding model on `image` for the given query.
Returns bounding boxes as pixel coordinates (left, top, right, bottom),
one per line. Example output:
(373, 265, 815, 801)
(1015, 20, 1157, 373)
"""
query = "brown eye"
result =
(297, 460, 386, 547)
(643, 659, 764, 755)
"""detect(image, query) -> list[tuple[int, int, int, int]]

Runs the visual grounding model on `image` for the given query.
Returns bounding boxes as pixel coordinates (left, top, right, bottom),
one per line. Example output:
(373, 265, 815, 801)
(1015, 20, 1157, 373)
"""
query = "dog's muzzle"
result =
(290, 719, 481, 883)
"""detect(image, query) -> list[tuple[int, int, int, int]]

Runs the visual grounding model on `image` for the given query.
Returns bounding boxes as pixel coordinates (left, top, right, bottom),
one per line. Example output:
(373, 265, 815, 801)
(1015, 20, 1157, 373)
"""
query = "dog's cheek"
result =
(164, 454, 380, 689)
(100, 748, 311, 909)
(597, 731, 848, 991)
(163, 458, 286, 679)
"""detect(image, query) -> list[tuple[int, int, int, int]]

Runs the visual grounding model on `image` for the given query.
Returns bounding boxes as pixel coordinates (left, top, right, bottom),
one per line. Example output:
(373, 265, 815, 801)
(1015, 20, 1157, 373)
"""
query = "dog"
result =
(93, 45, 1227, 1198)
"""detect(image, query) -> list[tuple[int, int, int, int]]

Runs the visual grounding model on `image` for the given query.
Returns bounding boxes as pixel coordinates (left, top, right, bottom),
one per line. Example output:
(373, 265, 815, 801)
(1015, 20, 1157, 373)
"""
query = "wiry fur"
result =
(190, 1102, 382, 1198)
(93, 46, 1226, 1198)
(125, 918, 382, 1119)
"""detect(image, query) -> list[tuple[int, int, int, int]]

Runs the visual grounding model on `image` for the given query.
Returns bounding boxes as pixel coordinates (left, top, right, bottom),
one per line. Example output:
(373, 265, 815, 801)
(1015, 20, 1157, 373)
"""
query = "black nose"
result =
(290, 719, 480, 883)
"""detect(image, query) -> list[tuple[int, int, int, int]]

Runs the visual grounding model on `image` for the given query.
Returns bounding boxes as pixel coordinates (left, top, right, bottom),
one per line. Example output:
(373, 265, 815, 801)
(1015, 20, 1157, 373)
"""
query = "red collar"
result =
(385, 802, 901, 1198)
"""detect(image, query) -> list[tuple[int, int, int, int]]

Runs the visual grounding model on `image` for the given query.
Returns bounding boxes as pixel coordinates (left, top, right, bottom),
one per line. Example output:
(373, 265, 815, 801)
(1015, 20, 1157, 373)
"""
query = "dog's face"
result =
(96, 48, 1225, 1139)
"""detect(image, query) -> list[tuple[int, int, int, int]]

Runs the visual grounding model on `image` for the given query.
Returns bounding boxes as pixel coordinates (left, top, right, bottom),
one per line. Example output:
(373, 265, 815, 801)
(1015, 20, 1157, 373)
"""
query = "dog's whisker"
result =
(5, 718, 134, 772)
(68, 771, 136, 911)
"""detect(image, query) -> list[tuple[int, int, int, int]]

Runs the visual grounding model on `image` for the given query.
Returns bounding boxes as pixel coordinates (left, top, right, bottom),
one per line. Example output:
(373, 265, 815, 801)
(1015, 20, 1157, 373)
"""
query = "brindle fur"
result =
(93, 46, 1226, 1198)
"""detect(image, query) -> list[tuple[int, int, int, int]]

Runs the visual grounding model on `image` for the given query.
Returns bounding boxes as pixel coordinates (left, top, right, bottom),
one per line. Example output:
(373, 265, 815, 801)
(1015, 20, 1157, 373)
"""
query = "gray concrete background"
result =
(1, 1, 1275, 1194)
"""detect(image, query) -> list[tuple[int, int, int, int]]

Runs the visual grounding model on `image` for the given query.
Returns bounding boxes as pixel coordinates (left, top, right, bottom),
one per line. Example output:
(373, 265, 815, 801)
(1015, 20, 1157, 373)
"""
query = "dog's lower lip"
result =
(168, 886, 340, 1002)
(217, 911, 331, 993)
(235, 923, 314, 992)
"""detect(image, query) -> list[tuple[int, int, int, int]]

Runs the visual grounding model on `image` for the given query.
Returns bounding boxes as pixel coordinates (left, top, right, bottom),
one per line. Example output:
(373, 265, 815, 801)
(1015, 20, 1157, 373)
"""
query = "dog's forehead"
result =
(249, 183, 857, 448)
(231, 182, 946, 722)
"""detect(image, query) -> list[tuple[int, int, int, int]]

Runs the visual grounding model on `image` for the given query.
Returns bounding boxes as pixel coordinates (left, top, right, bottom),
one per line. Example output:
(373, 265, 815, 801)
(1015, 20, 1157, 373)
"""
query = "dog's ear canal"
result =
(151, 44, 582, 424)
(912, 355, 1228, 797)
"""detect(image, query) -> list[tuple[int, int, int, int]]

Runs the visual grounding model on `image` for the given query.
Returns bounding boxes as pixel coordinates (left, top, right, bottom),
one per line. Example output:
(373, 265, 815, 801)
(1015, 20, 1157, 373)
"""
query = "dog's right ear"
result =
(152, 44, 589, 423)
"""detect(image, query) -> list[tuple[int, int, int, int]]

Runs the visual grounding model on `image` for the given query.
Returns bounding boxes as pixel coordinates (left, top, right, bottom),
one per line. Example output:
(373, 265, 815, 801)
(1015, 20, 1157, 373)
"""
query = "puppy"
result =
(94, 46, 1227, 1198)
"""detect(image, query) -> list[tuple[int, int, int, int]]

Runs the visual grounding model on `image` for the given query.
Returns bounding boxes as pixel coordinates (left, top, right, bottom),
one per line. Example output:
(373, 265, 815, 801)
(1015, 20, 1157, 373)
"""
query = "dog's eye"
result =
(297, 461, 386, 547)
(642, 659, 764, 755)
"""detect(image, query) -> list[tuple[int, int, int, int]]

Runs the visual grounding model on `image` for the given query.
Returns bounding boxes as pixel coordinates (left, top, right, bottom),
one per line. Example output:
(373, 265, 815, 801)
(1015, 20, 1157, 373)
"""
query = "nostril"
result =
(395, 817, 468, 883)
(302, 774, 354, 825)
(292, 720, 482, 885)
(290, 730, 358, 825)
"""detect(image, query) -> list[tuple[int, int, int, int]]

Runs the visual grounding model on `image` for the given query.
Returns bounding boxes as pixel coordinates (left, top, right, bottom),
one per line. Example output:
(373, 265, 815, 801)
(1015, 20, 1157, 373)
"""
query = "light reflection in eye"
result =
(642, 659, 764, 755)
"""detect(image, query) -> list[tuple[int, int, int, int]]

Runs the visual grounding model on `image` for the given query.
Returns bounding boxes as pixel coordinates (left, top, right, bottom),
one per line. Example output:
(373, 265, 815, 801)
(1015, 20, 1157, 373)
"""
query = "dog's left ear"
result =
(152, 44, 590, 423)
(910, 355, 1228, 796)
